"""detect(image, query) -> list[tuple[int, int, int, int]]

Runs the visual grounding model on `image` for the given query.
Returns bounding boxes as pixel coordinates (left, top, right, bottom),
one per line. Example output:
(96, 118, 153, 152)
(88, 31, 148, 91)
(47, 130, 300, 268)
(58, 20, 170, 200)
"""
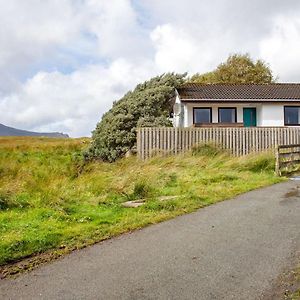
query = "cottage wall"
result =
(183, 102, 258, 127)
(181, 102, 298, 127)
(259, 104, 284, 126)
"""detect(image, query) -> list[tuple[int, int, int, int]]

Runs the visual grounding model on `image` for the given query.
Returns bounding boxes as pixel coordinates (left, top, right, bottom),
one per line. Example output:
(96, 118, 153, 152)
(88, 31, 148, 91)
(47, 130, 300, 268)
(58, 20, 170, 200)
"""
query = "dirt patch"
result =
(122, 196, 180, 208)
(285, 190, 300, 198)
(0, 247, 73, 279)
(284, 187, 300, 198)
(263, 252, 300, 300)
(280, 187, 300, 206)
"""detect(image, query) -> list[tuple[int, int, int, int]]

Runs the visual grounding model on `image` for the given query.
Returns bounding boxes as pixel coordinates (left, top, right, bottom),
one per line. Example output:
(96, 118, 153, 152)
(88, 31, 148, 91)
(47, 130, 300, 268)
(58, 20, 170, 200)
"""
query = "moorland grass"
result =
(0, 137, 283, 266)
(289, 265, 300, 300)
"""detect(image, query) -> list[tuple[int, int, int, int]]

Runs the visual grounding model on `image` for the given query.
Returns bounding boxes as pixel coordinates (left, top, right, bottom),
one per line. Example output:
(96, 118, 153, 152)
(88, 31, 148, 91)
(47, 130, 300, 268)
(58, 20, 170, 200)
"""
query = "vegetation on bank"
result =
(0, 137, 283, 268)
(288, 265, 300, 300)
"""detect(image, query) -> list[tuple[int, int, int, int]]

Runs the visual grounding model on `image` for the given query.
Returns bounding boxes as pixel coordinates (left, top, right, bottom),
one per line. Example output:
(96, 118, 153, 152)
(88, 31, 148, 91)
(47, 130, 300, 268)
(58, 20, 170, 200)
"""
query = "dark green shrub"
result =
(86, 73, 185, 162)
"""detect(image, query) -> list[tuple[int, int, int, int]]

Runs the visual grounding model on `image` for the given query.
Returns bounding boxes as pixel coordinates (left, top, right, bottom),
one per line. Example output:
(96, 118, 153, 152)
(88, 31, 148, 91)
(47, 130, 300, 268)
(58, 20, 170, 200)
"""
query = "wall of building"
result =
(181, 102, 298, 127)
(260, 104, 284, 126)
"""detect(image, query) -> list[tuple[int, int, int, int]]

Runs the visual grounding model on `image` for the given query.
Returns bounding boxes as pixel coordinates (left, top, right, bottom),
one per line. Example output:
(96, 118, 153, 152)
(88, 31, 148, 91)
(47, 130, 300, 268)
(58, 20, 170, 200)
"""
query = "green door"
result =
(243, 108, 257, 127)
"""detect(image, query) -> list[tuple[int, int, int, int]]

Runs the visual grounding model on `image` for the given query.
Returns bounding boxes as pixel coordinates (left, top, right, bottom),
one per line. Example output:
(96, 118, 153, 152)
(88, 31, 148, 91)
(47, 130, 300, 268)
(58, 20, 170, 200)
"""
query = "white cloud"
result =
(0, 1, 80, 71)
(151, 24, 200, 74)
(82, 0, 150, 60)
(260, 15, 300, 82)
(150, 23, 233, 75)
(0, 0, 147, 81)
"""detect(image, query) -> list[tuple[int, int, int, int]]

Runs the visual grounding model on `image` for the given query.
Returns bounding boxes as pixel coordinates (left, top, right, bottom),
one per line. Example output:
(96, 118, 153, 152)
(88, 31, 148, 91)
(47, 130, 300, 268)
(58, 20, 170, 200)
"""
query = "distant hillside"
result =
(0, 123, 69, 138)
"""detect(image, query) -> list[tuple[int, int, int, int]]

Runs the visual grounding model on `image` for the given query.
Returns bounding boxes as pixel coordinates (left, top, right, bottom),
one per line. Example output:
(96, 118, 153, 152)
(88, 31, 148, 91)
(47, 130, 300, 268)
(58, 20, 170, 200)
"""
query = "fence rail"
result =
(137, 127, 300, 160)
(275, 144, 300, 175)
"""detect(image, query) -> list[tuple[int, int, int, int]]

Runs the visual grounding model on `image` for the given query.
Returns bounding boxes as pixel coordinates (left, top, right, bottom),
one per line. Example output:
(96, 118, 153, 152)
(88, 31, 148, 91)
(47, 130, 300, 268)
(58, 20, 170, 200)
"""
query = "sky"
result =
(1, 0, 300, 137)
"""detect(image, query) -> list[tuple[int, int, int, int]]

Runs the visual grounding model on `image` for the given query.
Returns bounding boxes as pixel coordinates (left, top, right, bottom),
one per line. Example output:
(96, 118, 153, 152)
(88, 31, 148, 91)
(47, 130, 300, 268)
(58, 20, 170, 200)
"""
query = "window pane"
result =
(194, 108, 211, 124)
(219, 108, 236, 123)
(285, 107, 300, 125)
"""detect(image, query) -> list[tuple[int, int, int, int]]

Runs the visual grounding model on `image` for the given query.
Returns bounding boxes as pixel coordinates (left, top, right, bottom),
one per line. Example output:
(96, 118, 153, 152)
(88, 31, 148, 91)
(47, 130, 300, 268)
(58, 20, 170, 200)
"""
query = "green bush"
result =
(86, 73, 185, 162)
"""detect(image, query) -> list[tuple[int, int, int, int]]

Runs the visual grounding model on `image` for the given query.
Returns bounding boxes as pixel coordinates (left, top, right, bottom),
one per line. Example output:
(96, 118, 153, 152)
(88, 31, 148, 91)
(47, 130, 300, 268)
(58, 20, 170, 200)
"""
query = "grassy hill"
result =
(0, 137, 282, 274)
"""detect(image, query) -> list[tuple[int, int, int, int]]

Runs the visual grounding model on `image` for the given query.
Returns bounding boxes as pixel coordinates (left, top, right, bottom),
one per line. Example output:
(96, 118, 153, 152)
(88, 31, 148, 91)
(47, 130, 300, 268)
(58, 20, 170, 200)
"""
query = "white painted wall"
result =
(260, 104, 284, 126)
(256, 105, 263, 126)
(180, 102, 297, 127)
(183, 104, 189, 127)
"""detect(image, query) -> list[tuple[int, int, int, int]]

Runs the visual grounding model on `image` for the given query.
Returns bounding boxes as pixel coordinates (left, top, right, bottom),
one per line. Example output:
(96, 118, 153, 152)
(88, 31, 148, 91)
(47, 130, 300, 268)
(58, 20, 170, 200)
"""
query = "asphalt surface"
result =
(1, 181, 300, 300)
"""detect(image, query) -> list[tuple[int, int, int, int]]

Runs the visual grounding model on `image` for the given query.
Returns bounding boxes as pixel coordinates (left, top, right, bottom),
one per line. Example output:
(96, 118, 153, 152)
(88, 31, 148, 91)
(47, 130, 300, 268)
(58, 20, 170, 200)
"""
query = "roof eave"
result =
(180, 98, 300, 102)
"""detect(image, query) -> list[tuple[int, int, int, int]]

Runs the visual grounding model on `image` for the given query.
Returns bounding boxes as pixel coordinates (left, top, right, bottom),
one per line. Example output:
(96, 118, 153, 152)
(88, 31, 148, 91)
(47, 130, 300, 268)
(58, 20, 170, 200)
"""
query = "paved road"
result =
(1, 181, 300, 300)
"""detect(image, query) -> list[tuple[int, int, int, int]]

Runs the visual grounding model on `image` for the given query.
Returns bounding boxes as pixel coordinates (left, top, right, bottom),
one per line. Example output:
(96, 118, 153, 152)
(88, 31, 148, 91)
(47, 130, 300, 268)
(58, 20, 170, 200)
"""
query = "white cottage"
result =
(173, 83, 300, 128)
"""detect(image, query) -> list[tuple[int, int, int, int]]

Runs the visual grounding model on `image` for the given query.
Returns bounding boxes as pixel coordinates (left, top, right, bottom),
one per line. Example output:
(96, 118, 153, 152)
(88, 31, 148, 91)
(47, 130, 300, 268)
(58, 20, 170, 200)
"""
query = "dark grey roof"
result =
(177, 83, 300, 101)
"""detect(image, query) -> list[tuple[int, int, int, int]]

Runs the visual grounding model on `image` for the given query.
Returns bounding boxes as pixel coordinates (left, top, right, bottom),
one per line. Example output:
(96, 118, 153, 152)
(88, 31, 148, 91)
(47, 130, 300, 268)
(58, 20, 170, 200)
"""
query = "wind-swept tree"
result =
(86, 73, 185, 162)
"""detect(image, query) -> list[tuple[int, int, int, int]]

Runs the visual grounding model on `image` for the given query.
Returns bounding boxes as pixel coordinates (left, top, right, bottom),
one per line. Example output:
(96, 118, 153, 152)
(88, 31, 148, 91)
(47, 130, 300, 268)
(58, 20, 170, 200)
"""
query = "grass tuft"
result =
(227, 152, 276, 173)
(133, 180, 154, 199)
(192, 143, 225, 157)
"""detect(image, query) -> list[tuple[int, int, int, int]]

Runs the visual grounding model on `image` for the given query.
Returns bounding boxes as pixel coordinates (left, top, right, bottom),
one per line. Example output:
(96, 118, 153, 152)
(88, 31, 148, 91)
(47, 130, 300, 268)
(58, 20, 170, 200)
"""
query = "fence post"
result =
(275, 145, 281, 176)
(136, 128, 141, 159)
(175, 127, 178, 155)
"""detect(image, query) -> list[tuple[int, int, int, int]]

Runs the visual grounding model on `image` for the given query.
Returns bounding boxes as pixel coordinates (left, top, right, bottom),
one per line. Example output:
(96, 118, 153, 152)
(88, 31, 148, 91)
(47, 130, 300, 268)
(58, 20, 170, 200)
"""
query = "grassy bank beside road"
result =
(0, 137, 283, 267)
(289, 265, 300, 300)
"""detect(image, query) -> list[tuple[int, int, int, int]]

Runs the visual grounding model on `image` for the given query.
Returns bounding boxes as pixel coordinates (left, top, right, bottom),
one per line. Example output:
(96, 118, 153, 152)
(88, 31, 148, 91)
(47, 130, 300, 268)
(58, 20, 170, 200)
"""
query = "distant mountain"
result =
(0, 123, 69, 138)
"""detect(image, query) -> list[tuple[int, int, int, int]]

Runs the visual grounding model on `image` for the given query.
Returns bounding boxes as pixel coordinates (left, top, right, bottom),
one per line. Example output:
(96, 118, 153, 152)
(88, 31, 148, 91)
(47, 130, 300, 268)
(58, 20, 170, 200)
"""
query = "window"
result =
(218, 108, 237, 123)
(193, 108, 212, 124)
(284, 106, 300, 125)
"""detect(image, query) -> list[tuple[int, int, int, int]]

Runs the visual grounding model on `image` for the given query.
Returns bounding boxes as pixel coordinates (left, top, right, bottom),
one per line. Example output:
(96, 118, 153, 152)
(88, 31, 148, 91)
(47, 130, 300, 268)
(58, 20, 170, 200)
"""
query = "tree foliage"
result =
(86, 73, 185, 161)
(190, 54, 275, 84)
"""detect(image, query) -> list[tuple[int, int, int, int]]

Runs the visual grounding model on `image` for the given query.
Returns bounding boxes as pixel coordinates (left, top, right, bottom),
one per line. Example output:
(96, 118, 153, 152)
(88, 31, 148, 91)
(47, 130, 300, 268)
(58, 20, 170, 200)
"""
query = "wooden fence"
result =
(275, 144, 300, 176)
(137, 127, 300, 160)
